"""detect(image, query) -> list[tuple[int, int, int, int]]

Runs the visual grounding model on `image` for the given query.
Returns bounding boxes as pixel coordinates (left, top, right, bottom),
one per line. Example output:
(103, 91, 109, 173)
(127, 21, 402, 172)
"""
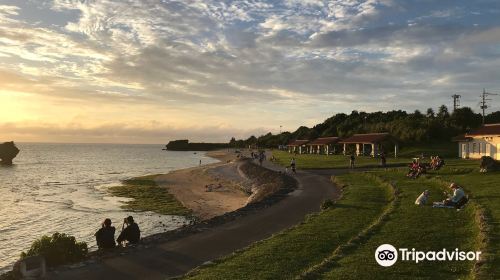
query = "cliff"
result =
(166, 140, 229, 151)
(0, 141, 20, 165)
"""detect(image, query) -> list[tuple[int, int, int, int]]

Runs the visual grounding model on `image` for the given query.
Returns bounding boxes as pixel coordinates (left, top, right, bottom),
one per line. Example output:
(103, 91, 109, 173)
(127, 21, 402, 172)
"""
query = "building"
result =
(287, 140, 309, 154)
(305, 137, 340, 155)
(454, 124, 500, 160)
(339, 133, 397, 157)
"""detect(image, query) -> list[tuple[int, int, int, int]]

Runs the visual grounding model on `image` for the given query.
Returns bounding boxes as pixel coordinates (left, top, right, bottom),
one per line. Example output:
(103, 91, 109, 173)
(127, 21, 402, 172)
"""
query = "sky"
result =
(1, 0, 500, 144)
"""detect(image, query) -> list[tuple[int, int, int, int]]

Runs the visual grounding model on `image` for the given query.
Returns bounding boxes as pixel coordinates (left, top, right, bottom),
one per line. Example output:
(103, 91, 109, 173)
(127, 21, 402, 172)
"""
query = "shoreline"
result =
(37, 150, 298, 278)
(154, 150, 251, 220)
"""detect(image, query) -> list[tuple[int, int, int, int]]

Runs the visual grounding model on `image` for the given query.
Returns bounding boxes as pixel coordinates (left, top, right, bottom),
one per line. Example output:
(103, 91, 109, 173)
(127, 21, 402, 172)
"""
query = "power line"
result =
(480, 88, 498, 124)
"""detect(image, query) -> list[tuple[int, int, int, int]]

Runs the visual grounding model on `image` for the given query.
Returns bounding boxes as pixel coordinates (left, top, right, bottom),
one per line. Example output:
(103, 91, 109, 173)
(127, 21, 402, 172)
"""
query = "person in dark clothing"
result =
(95, 218, 116, 249)
(117, 216, 140, 245)
(380, 152, 386, 167)
(349, 154, 355, 169)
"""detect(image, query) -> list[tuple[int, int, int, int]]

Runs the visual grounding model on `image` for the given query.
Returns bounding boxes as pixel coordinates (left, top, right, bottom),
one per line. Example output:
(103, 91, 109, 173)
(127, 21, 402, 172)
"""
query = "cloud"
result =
(1, 0, 500, 143)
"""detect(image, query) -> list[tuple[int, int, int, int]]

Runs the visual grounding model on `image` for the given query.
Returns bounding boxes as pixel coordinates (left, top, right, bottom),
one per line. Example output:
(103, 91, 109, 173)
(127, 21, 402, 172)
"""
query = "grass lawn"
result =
(271, 143, 456, 170)
(108, 174, 191, 216)
(271, 150, 409, 169)
(183, 154, 500, 279)
(320, 170, 479, 279)
(185, 173, 394, 279)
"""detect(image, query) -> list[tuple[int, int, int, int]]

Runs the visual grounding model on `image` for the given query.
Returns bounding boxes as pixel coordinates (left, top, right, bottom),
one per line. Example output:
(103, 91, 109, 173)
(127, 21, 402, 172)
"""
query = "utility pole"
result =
(451, 94, 461, 111)
(480, 88, 498, 124)
(280, 125, 282, 134)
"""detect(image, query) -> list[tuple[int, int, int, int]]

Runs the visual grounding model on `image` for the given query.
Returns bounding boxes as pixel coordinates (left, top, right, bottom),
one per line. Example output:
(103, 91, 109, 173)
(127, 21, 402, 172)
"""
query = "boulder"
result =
(0, 141, 20, 165)
(480, 156, 500, 172)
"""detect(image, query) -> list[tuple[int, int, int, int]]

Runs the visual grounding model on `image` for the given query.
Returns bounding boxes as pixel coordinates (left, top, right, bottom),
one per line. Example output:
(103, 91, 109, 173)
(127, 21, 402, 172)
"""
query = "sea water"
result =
(0, 143, 218, 273)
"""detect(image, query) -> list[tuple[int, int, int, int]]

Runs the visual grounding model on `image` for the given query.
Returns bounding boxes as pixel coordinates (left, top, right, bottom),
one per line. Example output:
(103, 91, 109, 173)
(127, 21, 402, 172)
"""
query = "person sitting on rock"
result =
(95, 218, 116, 249)
(443, 183, 466, 207)
(117, 216, 141, 245)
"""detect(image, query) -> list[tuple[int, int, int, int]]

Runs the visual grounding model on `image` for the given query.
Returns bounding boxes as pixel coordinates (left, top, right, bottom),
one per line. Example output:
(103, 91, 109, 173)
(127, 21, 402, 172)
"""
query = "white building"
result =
(454, 124, 500, 160)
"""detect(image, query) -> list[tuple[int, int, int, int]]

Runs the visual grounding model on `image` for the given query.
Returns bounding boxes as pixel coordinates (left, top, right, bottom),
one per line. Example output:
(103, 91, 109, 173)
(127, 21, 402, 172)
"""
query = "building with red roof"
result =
(454, 124, 500, 159)
(286, 139, 309, 154)
(339, 133, 397, 157)
(305, 137, 340, 155)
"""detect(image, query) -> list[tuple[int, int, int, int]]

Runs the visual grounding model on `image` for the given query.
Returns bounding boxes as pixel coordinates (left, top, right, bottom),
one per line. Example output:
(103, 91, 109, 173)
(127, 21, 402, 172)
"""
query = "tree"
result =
(426, 108, 435, 118)
(437, 105, 450, 119)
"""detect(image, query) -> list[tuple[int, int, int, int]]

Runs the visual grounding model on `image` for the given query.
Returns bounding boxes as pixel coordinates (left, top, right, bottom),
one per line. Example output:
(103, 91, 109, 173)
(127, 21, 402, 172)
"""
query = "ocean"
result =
(0, 143, 218, 273)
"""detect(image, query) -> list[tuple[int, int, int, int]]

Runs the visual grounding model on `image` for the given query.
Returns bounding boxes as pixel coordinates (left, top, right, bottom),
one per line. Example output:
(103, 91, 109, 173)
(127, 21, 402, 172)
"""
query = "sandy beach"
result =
(155, 150, 266, 220)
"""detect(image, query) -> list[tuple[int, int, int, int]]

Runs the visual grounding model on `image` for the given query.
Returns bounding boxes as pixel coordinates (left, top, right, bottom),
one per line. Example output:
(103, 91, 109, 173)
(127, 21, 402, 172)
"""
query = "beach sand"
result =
(155, 150, 251, 220)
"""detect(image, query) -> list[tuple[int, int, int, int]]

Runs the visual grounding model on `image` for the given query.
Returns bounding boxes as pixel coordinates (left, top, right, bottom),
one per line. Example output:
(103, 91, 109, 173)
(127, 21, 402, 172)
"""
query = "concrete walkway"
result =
(49, 161, 340, 280)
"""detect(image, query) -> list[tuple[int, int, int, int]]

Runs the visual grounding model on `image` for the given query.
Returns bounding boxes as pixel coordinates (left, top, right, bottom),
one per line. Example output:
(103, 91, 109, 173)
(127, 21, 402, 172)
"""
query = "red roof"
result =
(339, 133, 391, 144)
(467, 124, 500, 136)
(452, 134, 472, 142)
(306, 137, 340, 145)
(287, 140, 309, 146)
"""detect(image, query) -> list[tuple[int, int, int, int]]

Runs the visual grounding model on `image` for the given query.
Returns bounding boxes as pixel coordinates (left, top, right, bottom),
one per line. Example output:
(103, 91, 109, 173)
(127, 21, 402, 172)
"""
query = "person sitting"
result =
(443, 183, 466, 207)
(95, 218, 116, 249)
(117, 216, 141, 245)
(415, 190, 430, 206)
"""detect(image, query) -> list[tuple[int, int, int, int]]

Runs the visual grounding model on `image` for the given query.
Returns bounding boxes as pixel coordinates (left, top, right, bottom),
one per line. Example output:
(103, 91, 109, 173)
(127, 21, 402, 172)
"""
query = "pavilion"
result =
(305, 137, 340, 155)
(287, 140, 309, 154)
(339, 133, 398, 157)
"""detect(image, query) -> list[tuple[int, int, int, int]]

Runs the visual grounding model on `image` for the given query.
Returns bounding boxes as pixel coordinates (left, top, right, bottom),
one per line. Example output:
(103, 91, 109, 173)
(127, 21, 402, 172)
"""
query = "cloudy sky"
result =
(1, 0, 500, 143)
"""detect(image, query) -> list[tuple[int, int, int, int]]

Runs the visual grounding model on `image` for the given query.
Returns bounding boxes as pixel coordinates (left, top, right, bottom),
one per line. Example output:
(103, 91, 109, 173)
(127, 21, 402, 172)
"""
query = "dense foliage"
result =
(231, 106, 500, 148)
(20, 232, 88, 267)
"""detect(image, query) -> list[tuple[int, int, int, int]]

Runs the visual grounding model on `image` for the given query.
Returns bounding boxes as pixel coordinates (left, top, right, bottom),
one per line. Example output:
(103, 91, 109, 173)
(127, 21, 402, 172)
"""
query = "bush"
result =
(321, 199, 335, 210)
(20, 233, 88, 267)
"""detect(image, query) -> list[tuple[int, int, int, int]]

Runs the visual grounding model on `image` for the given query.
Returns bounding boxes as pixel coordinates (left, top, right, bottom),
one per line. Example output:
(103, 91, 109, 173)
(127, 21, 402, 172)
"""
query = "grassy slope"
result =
(321, 170, 478, 279)
(185, 174, 393, 280)
(108, 174, 191, 216)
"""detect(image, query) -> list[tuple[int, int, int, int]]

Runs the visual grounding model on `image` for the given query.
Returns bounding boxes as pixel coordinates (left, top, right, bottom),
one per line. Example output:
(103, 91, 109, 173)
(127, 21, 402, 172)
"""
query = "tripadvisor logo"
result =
(375, 244, 481, 267)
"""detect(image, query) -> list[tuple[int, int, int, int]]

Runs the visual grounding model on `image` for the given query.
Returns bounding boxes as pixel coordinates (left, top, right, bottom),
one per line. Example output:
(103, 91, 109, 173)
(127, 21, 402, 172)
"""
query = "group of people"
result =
(415, 183, 468, 209)
(95, 216, 141, 249)
(250, 151, 267, 166)
(429, 156, 445, 170)
(406, 155, 445, 179)
(406, 159, 426, 179)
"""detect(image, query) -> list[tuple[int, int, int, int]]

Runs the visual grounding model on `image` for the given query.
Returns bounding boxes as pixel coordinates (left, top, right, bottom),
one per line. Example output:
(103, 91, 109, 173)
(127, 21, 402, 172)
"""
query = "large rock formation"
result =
(480, 156, 500, 172)
(0, 141, 20, 165)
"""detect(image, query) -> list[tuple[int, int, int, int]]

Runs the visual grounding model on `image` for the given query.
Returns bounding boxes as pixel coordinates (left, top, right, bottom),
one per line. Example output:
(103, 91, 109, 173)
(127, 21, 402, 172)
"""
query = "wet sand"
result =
(155, 150, 251, 220)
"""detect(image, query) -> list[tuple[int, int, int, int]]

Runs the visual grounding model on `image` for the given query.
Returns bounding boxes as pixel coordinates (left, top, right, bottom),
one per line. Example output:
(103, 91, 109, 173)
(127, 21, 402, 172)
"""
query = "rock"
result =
(0, 141, 20, 165)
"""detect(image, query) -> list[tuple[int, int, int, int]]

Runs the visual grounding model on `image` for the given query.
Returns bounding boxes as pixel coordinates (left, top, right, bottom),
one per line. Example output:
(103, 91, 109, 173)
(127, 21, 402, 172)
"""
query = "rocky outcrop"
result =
(0, 141, 20, 165)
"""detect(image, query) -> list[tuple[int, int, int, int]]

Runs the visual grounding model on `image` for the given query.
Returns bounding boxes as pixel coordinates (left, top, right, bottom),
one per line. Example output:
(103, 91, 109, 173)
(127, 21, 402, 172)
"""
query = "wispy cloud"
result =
(1, 0, 500, 142)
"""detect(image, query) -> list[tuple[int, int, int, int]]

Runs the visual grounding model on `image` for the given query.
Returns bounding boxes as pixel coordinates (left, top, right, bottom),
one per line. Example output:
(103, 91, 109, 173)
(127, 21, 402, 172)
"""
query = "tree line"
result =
(229, 106, 500, 148)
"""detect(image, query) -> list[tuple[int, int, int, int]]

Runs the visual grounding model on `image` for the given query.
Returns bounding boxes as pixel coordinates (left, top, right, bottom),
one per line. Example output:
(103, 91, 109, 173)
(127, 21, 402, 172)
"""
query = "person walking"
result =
(350, 154, 355, 169)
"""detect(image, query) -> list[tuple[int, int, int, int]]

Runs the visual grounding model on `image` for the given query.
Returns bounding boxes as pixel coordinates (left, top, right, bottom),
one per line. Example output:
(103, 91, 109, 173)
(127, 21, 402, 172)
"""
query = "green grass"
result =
(435, 159, 500, 278)
(272, 150, 409, 169)
(320, 170, 479, 279)
(185, 173, 393, 279)
(108, 174, 191, 216)
(183, 157, 498, 279)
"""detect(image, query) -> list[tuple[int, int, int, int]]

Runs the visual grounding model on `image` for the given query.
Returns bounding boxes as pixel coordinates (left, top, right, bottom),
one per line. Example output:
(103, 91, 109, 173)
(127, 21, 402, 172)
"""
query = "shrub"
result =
(20, 233, 88, 267)
(321, 199, 335, 210)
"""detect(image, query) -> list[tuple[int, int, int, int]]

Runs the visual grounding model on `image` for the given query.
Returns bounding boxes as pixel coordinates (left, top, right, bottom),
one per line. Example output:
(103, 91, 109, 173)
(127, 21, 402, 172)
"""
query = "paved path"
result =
(49, 161, 341, 280)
